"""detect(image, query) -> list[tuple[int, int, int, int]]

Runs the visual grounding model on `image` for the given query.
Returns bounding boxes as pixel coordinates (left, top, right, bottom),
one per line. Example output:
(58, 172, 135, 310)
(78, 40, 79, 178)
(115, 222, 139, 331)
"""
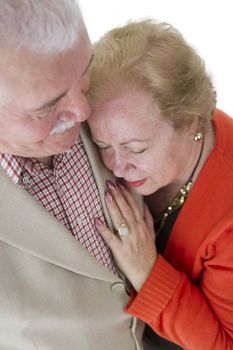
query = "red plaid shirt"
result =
(0, 137, 117, 274)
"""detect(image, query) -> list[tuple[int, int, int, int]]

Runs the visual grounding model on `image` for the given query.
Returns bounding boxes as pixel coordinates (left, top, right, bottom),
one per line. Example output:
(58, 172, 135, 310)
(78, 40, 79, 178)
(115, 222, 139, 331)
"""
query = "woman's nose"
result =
(112, 155, 135, 178)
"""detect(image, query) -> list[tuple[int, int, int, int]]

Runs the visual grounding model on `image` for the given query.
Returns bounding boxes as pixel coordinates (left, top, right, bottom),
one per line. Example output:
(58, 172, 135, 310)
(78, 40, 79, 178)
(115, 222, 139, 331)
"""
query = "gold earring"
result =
(193, 132, 203, 141)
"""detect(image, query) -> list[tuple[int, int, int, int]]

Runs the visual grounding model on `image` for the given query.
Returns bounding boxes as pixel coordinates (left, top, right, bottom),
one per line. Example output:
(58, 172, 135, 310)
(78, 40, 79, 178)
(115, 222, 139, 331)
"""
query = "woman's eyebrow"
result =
(120, 138, 150, 145)
(93, 138, 151, 145)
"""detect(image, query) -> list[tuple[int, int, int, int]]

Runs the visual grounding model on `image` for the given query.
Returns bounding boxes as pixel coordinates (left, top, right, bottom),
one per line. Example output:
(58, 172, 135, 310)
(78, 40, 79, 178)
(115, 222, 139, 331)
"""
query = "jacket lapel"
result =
(81, 123, 116, 230)
(0, 168, 119, 283)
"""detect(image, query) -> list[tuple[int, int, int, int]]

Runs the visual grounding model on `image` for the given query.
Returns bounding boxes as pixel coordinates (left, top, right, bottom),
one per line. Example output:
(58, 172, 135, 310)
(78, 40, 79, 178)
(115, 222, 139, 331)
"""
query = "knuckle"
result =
(123, 205, 132, 217)
(100, 225, 110, 238)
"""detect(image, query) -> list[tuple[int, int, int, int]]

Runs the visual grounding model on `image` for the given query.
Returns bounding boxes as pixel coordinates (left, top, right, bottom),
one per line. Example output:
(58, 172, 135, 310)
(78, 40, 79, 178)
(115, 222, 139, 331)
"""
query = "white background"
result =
(78, 0, 232, 117)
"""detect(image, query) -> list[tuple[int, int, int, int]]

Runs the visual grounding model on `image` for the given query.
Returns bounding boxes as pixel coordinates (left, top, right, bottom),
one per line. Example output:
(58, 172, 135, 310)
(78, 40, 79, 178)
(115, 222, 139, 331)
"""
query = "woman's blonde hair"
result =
(87, 19, 216, 132)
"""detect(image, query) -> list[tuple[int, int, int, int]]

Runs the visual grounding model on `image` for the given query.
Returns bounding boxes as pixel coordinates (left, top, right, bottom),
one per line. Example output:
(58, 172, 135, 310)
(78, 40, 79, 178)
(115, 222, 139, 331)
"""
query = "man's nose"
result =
(62, 92, 91, 123)
(72, 94, 91, 122)
(68, 74, 91, 122)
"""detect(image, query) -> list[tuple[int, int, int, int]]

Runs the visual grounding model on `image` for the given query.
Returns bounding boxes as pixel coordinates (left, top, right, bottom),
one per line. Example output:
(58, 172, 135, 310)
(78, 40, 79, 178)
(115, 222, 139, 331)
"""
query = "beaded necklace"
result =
(157, 138, 204, 234)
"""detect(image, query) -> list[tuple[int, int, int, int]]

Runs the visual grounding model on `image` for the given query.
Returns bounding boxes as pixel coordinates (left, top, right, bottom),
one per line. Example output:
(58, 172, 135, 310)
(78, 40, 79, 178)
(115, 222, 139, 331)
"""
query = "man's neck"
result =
(34, 156, 53, 168)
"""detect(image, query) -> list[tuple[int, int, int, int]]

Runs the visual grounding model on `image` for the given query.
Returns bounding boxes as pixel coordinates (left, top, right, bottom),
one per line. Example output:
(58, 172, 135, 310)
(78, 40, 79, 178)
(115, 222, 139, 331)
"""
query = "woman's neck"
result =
(145, 120, 216, 219)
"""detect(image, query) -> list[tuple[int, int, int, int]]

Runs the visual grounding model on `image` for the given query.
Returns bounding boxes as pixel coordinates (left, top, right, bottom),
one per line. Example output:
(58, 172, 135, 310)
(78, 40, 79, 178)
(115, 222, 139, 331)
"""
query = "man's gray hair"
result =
(0, 0, 83, 54)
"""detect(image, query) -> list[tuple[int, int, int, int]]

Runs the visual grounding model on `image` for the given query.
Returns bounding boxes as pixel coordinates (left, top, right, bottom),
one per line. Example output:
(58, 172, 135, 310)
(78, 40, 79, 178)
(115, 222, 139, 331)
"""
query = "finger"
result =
(94, 218, 122, 251)
(105, 184, 136, 229)
(105, 190, 131, 230)
(116, 180, 143, 223)
(144, 204, 155, 231)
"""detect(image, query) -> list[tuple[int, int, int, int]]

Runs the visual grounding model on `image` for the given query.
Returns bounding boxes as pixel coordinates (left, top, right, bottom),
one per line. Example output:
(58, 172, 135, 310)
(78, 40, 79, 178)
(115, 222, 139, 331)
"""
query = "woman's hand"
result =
(95, 180, 157, 292)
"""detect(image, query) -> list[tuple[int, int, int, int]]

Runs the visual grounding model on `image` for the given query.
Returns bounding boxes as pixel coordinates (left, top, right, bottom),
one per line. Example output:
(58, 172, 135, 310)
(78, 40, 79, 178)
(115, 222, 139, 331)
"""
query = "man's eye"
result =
(34, 114, 46, 120)
(33, 106, 56, 120)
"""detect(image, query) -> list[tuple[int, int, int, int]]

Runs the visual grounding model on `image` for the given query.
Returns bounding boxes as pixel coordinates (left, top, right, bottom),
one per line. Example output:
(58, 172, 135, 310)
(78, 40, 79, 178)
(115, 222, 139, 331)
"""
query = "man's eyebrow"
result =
(33, 91, 68, 112)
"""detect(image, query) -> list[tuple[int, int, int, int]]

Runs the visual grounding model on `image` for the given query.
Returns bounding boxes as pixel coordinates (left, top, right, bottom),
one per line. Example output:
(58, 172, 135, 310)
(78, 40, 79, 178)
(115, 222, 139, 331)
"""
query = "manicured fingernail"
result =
(106, 180, 116, 191)
(105, 190, 113, 203)
(116, 180, 126, 190)
(94, 217, 103, 226)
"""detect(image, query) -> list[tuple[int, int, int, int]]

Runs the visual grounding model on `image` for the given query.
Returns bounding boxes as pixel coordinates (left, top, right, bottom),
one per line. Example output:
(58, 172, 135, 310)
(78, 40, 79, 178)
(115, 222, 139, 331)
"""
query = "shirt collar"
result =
(0, 153, 56, 184)
(0, 137, 83, 184)
(0, 153, 25, 184)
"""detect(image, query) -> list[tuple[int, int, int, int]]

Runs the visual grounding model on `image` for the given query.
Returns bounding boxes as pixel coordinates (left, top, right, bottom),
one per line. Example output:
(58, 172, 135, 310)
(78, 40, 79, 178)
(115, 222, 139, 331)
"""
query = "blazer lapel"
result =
(81, 123, 115, 230)
(0, 169, 118, 283)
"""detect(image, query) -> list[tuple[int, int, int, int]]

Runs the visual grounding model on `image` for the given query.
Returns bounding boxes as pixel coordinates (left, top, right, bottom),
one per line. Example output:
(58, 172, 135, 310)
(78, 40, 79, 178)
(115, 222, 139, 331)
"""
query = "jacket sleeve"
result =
(126, 226, 233, 350)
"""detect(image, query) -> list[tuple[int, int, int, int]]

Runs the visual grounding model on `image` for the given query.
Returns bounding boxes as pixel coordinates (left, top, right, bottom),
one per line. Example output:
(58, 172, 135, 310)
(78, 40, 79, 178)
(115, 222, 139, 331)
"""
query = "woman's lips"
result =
(125, 178, 147, 187)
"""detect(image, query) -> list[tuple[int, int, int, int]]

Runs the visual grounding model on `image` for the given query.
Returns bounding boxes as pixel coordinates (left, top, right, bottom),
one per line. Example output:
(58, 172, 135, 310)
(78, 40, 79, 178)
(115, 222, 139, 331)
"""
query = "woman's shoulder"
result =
(213, 109, 233, 168)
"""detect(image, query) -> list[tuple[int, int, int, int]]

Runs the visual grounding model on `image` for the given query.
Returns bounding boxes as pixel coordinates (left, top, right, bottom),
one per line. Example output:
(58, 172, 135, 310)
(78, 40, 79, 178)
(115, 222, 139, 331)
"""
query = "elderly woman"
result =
(86, 20, 233, 350)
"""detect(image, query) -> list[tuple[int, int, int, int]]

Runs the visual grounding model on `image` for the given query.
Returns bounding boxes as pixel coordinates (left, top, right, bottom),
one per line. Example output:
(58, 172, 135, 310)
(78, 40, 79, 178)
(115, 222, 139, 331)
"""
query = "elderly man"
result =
(0, 1, 144, 349)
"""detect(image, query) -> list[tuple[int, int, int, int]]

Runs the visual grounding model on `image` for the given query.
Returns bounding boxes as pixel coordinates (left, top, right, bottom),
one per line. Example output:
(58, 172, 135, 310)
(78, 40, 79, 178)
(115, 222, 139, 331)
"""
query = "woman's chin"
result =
(128, 183, 155, 196)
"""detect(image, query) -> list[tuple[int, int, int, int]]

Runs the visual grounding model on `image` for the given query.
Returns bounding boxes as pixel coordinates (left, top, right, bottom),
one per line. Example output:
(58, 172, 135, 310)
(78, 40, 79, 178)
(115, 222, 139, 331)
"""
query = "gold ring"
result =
(118, 223, 130, 237)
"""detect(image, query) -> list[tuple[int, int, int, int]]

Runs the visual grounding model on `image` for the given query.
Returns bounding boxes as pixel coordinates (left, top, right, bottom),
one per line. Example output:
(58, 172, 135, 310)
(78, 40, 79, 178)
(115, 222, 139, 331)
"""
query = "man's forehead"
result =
(0, 27, 92, 109)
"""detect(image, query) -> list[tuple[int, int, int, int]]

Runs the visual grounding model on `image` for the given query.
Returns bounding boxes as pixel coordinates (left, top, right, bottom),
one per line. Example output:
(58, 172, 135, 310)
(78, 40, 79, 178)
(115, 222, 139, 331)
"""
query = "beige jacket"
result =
(0, 125, 144, 350)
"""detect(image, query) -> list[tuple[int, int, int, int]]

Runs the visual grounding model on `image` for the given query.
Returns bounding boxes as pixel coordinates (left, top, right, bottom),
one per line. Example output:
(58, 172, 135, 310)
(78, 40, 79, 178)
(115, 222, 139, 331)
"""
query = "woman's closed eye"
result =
(130, 148, 148, 155)
(98, 145, 112, 151)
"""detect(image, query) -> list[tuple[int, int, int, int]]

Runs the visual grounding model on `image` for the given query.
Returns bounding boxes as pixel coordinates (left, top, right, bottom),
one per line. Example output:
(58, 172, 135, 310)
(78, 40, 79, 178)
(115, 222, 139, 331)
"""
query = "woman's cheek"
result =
(101, 151, 114, 171)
